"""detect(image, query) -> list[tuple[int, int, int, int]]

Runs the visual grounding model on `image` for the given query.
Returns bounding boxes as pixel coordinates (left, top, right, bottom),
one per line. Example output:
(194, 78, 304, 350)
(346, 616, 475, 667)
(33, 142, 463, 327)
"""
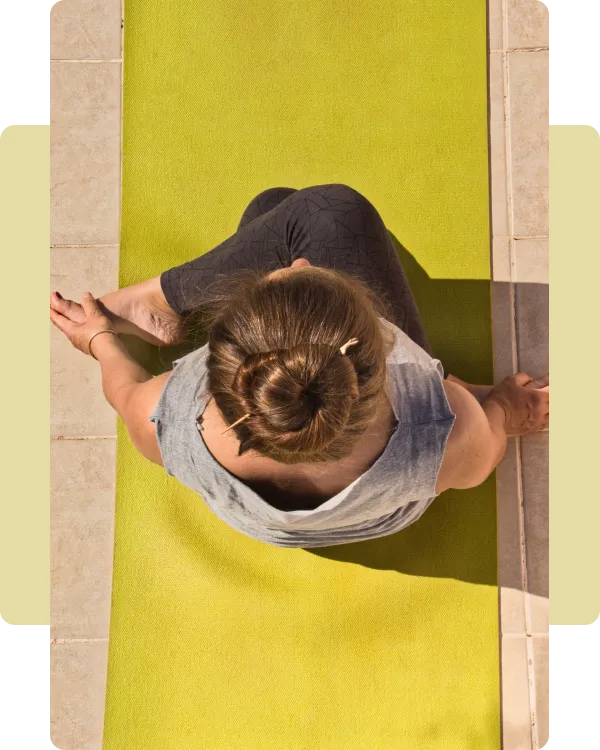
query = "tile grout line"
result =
(51, 638, 108, 644)
(493, 234, 549, 240)
(51, 244, 119, 249)
(51, 435, 117, 441)
(502, 1, 537, 748)
(514, 235, 548, 240)
(501, 20, 516, 284)
(506, 46, 549, 53)
(51, 59, 122, 63)
(519, 433, 539, 749)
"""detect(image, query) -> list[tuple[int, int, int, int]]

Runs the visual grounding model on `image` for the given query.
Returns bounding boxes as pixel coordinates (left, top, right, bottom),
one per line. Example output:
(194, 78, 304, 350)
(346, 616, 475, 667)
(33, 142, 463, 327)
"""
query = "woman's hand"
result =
(50, 291, 115, 355)
(484, 373, 549, 436)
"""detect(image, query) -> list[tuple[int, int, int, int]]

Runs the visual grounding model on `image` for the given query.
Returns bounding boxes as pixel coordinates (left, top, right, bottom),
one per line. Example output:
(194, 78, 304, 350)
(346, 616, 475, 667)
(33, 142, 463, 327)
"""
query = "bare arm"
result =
(436, 380, 507, 493)
(445, 373, 493, 404)
(50, 292, 168, 465)
(90, 334, 169, 465)
(437, 374, 549, 493)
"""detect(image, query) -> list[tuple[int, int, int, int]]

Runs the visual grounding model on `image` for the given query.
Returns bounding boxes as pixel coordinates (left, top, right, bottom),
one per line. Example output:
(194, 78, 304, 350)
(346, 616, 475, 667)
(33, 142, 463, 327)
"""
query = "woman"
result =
(50, 184, 549, 547)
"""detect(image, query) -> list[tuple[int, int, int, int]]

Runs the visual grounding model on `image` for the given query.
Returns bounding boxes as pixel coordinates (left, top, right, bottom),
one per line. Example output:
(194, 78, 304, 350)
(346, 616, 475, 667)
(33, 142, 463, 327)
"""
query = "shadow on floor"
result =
(309, 235, 499, 588)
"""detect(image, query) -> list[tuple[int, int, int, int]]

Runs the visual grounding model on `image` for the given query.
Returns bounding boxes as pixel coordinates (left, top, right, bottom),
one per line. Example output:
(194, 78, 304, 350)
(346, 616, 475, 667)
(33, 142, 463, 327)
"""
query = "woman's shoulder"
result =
(151, 344, 210, 423)
(380, 318, 451, 425)
(380, 318, 444, 375)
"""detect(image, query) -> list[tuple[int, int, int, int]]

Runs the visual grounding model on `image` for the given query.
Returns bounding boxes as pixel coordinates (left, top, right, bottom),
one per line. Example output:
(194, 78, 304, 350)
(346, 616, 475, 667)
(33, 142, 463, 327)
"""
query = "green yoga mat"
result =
(104, 1, 498, 748)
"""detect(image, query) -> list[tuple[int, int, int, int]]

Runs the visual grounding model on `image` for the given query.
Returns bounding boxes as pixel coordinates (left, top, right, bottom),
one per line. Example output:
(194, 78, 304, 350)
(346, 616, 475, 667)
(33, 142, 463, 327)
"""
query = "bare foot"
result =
(50, 277, 184, 347)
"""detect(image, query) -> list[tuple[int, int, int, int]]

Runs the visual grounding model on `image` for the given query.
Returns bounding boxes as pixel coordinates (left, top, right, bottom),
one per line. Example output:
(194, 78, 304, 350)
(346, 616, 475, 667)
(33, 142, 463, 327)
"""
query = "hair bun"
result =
(205, 267, 389, 463)
(231, 344, 359, 459)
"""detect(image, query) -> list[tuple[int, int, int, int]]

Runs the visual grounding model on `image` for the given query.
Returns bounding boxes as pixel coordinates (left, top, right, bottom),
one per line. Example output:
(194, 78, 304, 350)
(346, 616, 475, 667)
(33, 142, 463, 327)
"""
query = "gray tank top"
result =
(150, 319, 455, 548)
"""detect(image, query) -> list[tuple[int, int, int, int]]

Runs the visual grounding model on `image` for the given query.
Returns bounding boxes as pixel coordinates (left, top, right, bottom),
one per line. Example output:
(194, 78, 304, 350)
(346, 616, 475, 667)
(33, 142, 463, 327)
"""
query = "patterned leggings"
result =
(160, 183, 431, 354)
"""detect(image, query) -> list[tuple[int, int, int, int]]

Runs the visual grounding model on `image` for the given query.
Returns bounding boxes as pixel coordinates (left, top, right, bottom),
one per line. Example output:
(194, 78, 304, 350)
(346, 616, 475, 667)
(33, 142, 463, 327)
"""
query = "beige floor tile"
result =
(497, 439, 527, 634)
(51, 246, 119, 436)
(492, 237, 512, 282)
(521, 432, 549, 635)
(51, 0, 122, 60)
(489, 51, 510, 239)
(506, 0, 549, 50)
(51, 641, 108, 750)
(527, 593, 549, 638)
(515, 282, 548, 377)
(508, 51, 549, 237)
(501, 585, 527, 639)
(514, 238, 548, 284)
(491, 281, 517, 383)
(501, 636, 533, 750)
(51, 61, 121, 244)
(51, 439, 116, 640)
(531, 637, 549, 748)
(488, 0, 504, 52)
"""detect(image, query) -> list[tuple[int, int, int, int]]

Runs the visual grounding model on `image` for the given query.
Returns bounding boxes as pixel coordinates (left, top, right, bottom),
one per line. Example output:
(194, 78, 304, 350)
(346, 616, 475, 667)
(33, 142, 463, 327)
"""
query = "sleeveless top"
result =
(150, 319, 455, 548)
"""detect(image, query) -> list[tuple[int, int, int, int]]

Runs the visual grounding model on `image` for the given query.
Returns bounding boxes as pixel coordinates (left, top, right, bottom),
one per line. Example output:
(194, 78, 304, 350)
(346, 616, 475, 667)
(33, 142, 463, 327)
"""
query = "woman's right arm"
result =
(90, 333, 169, 466)
(437, 374, 549, 493)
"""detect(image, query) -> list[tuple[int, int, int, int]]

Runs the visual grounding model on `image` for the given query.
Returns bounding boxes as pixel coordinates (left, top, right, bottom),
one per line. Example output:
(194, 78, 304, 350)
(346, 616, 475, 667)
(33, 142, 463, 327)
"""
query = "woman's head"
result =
(202, 265, 391, 463)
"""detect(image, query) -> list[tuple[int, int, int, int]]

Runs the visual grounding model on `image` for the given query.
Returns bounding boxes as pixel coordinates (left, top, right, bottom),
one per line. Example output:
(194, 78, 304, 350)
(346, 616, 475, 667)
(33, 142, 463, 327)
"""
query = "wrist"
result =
(88, 330, 121, 360)
(482, 395, 509, 432)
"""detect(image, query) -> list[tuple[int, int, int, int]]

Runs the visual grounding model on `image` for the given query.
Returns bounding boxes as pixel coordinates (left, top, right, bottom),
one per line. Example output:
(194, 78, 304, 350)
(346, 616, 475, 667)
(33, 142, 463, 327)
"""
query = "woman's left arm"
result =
(50, 292, 167, 465)
(445, 374, 493, 404)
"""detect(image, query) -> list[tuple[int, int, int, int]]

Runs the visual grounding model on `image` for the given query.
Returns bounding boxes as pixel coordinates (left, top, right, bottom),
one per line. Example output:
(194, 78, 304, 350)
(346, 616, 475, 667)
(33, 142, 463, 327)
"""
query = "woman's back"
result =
(150, 318, 456, 547)
(198, 386, 398, 511)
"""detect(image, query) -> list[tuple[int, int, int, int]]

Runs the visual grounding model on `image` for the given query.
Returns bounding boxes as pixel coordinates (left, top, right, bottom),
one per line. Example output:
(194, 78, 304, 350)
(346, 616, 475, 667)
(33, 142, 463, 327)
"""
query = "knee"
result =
(253, 187, 296, 204)
(326, 184, 368, 203)
(295, 184, 378, 215)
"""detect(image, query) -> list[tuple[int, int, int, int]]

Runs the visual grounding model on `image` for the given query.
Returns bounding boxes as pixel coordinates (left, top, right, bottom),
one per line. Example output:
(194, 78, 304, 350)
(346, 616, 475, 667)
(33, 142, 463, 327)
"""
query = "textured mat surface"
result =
(104, 1, 498, 747)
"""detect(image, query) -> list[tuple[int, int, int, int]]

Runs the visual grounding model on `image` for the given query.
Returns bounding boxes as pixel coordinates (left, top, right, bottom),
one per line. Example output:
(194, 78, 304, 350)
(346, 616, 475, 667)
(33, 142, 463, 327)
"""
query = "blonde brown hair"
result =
(198, 267, 391, 463)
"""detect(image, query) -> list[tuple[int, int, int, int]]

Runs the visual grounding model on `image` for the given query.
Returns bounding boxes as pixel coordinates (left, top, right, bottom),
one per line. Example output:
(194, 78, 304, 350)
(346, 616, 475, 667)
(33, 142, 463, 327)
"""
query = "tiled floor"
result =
(50, 1, 549, 748)
(489, 1, 549, 748)
(50, 3, 121, 748)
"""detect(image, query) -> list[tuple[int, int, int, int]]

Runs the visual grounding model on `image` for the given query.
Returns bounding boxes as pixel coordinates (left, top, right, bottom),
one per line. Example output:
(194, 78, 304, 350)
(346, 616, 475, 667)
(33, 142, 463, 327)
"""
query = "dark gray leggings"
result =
(160, 184, 431, 353)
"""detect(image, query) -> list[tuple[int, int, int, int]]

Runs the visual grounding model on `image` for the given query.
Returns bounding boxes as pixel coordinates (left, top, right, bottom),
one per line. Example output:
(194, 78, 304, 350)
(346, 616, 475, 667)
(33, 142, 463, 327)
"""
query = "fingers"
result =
(49, 306, 74, 336)
(50, 291, 85, 322)
(532, 389, 549, 431)
(80, 292, 100, 317)
(512, 372, 534, 387)
(524, 374, 549, 390)
(49, 291, 62, 310)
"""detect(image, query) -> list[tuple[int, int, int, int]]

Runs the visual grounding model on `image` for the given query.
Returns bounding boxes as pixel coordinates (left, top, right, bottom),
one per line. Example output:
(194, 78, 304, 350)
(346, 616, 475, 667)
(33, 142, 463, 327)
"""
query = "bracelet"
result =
(87, 329, 119, 359)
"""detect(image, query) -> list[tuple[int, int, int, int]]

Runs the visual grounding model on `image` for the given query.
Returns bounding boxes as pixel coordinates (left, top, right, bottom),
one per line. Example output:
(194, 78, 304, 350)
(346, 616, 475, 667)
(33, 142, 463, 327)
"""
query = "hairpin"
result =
(221, 413, 251, 435)
(339, 337, 359, 355)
